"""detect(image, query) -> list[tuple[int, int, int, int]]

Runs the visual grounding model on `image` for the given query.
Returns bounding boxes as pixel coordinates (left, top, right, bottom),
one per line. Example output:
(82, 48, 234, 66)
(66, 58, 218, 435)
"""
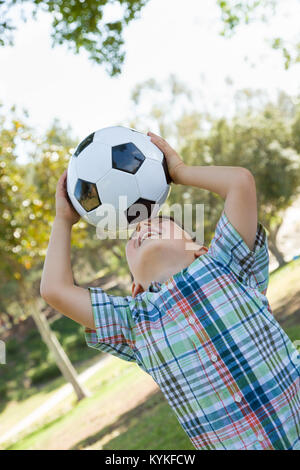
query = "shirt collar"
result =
(148, 280, 162, 292)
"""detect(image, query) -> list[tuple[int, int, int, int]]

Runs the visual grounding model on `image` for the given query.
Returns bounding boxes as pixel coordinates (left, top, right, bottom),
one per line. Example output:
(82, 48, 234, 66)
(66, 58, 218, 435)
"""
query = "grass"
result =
(268, 257, 300, 329)
(0, 316, 99, 409)
(284, 324, 300, 343)
(3, 357, 134, 449)
(268, 257, 300, 309)
(0, 355, 100, 439)
(0, 314, 102, 438)
(1, 257, 300, 450)
(5, 358, 194, 450)
(75, 391, 195, 451)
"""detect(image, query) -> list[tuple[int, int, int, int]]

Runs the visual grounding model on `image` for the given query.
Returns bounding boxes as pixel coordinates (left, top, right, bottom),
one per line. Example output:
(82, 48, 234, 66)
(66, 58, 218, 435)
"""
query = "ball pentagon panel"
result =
(74, 132, 95, 157)
(112, 142, 145, 174)
(126, 197, 159, 225)
(74, 179, 101, 212)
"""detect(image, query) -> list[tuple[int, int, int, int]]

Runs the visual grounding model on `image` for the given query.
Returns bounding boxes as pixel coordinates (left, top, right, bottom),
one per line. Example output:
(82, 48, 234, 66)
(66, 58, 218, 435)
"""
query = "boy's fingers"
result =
(57, 170, 68, 194)
(61, 169, 67, 181)
(59, 170, 67, 185)
(148, 131, 169, 151)
(148, 131, 161, 140)
(148, 131, 164, 141)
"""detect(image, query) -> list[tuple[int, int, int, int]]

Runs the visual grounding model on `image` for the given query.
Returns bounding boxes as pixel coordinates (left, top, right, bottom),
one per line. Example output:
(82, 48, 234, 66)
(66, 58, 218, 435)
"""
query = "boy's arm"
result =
(176, 165, 257, 251)
(40, 171, 94, 329)
(147, 132, 257, 251)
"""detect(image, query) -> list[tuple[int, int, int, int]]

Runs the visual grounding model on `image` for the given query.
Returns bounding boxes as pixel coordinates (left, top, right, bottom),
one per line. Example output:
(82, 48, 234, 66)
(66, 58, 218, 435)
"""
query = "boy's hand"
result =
(147, 131, 186, 184)
(55, 170, 80, 225)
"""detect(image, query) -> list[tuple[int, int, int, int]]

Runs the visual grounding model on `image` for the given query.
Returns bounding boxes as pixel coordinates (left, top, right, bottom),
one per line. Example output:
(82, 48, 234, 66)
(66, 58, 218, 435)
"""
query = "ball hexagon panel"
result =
(67, 159, 78, 194)
(74, 132, 94, 157)
(157, 185, 171, 207)
(82, 208, 104, 227)
(93, 126, 133, 146)
(75, 142, 112, 183)
(74, 179, 101, 212)
(136, 159, 168, 201)
(97, 168, 140, 211)
(126, 197, 158, 225)
(112, 142, 145, 174)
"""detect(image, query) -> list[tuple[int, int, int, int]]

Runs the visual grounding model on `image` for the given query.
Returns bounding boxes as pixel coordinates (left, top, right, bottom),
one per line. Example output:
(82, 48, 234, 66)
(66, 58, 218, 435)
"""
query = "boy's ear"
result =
(131, 281, 144, 298)
(194, 245, 208, 260)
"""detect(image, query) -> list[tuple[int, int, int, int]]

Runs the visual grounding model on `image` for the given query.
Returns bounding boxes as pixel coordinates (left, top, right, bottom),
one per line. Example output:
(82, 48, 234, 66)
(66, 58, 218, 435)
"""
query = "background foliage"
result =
(0, 0, 299, 75)
(1, 83, 300, 334)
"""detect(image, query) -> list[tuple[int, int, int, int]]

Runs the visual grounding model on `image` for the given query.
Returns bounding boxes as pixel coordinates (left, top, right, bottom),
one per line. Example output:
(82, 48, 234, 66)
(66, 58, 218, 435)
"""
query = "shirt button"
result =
(189, 317, 196, 325)
(210, 354, 218, 362)
(234, 393, 242, 403)
(257, 433, 264, 442)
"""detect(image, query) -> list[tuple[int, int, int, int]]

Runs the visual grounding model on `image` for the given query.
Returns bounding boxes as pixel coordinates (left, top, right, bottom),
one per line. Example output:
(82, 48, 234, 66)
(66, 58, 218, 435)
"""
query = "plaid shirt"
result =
(85, 210, 300, 450)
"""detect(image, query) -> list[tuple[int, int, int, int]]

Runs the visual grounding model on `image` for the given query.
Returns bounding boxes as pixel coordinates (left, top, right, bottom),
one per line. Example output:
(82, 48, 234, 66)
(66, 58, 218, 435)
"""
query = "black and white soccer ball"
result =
(67, 126, 172, 231)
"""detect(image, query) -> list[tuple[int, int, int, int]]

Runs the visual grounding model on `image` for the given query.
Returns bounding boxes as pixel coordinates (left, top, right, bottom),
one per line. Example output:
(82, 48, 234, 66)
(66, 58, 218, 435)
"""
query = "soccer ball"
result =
(67, 126, 172, 231)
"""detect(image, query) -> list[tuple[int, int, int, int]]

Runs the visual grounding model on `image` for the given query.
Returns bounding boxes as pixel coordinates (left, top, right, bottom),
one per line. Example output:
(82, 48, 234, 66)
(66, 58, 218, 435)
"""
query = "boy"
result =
(41, 131, 300, 450)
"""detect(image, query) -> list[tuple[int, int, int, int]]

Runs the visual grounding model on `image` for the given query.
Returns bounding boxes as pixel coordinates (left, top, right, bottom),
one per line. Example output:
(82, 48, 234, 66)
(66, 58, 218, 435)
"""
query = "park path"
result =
(0, 355, 112, 446)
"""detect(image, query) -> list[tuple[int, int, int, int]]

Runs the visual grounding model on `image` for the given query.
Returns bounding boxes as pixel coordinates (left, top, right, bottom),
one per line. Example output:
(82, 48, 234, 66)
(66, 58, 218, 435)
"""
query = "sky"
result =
(0, 0, 299, 158)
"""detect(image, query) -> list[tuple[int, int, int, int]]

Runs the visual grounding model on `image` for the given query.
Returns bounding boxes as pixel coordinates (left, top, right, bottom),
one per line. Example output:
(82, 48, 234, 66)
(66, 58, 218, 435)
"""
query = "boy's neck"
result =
(140, 249, 200, 291)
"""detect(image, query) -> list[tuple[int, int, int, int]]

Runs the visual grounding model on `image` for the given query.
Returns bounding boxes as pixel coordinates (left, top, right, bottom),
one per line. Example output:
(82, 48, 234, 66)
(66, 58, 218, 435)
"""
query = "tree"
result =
(292, 106, 300, 154)
(0, 106, 131, 397)
(203, 94, 300, 266)
(1, 1, 299, 76)
(0, 108, 89, 400)
(125, 77, 300, 266)
(0, 0, 149, 76)
(216, 0, 300, 69)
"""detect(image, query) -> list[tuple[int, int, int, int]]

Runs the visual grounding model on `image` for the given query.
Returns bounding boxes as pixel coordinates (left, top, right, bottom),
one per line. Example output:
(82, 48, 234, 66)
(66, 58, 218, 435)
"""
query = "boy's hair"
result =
(128, 214, 197, 282)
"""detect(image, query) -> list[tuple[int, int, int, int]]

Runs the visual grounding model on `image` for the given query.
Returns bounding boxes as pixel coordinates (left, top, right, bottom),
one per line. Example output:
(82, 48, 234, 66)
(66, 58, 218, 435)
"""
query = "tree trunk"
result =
(31, 306, 89, 401)
(268, 236, 286, 268)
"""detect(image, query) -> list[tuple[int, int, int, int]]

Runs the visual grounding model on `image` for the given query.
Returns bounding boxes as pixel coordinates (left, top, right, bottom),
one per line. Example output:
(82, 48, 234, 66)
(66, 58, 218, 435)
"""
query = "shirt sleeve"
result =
(207, 209, 270, 295)
(84, 287, 137, 363)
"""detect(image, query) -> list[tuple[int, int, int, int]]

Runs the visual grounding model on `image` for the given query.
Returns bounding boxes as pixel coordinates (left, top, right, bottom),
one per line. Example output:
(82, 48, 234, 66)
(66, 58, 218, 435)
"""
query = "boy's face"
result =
(125, 216, 195, 285)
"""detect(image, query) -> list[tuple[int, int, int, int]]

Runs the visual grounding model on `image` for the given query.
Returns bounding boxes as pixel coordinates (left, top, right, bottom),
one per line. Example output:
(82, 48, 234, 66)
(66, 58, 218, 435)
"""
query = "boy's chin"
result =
(139, 240, 183, 262)
(138, 240, 166, 261)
